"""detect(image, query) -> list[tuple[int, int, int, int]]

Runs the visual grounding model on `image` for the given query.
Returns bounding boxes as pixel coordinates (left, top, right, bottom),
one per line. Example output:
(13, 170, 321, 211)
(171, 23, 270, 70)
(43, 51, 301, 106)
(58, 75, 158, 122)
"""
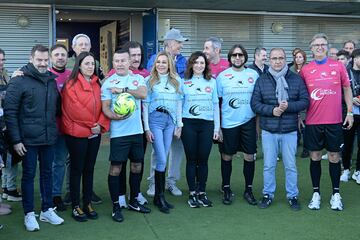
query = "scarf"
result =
(269, 65, 289, 103)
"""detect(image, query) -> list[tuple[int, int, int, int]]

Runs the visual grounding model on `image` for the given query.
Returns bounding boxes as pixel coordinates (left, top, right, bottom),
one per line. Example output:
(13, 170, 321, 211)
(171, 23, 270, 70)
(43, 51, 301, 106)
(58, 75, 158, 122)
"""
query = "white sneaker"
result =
(24, 212, 40, 232)
(39, 208, 64, 225)
(340, 169, 351, 182)
(330, 193, 343, 211)
(321, 154, 328, 160)
(136, 192, 148, 205)
(167, 183, 182, 196)
(308, 192, 321, 210)
(352, 171, 360, 184)
(119, 195, 128, 209)
(146, 183, 155, 197)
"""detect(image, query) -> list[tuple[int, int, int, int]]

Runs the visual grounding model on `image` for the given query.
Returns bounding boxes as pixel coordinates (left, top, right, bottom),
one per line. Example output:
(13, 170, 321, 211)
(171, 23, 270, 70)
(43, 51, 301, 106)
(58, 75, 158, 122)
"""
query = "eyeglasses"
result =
(311, 43, 328, 48)
(270, 57, 285, 61)
(231, 53, 244, 58)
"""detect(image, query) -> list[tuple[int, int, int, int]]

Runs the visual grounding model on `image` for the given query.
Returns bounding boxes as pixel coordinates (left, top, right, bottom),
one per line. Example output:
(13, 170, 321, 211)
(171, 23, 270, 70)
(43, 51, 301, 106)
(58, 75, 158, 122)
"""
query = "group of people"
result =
(0, 28, 359, 232)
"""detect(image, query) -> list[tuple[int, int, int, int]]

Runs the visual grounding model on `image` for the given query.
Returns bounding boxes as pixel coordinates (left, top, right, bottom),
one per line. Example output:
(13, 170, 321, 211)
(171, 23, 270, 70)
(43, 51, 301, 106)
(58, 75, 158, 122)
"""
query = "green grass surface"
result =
(1, 140, 359, 240)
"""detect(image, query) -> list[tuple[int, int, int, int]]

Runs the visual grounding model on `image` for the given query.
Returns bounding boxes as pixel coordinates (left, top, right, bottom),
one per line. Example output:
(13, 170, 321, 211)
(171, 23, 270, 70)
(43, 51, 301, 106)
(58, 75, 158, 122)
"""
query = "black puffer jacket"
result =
(4, 63, 59, 146)
(251, 69, 309, 133)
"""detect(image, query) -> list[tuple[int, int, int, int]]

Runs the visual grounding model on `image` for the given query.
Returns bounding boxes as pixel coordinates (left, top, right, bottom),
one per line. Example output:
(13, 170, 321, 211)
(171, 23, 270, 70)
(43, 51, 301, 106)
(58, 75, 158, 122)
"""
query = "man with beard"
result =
(4, 45, 64, 231)
(216, 44, 259, 205)
(248, 47, 269, 77)
(49, 45, 72, 211)
(203, 37, 229, 78)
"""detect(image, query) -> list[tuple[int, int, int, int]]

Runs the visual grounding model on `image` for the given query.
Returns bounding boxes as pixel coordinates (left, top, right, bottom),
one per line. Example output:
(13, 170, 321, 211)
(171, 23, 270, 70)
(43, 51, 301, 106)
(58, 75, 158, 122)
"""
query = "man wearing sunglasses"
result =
(216, 44, 259, 206)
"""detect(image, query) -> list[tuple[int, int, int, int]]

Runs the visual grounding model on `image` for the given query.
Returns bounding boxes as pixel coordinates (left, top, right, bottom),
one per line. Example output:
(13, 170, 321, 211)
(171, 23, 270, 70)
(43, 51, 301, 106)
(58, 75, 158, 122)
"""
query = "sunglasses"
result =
(231, 53, 244, 58)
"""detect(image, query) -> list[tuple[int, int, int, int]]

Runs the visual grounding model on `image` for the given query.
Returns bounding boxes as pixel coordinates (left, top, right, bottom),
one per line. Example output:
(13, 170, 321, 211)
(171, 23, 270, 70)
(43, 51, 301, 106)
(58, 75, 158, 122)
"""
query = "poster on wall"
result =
(100, 21, 117, 75)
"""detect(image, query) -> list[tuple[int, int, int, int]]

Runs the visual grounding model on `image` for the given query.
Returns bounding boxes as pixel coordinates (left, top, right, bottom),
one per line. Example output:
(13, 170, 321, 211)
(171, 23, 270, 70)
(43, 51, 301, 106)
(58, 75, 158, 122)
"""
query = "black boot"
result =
(153, 170, 170, 213)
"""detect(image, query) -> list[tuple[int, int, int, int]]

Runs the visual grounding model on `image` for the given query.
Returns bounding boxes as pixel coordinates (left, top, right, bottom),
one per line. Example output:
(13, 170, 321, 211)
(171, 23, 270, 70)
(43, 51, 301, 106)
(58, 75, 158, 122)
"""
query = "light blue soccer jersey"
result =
(101, 73, 146, 138)
(182, 76, 218, 121)
(216, 67, 258, 128)
(143, 73, 182, 123)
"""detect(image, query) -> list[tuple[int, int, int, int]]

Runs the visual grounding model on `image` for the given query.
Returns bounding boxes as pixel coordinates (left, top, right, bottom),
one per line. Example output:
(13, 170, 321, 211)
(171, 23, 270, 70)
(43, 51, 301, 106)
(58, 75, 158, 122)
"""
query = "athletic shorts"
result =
(219, 117, 257, 155)
(304, 124, 343, 152)
(109, 134, 144, 163)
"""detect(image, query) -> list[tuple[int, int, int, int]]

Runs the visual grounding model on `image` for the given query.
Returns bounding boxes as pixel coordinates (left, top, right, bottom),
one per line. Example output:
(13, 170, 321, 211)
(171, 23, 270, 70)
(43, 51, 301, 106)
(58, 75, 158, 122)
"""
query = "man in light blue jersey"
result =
(101, 49, 150, 222)
(216, 44, 259, 206)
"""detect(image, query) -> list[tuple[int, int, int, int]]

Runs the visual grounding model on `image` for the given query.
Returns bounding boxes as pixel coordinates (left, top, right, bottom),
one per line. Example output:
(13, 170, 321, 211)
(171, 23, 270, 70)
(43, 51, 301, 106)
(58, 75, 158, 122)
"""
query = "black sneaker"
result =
(258, 194, 272, 209)
(83, 204, 98, 219)
(112, 205, 124, 222)
(187, 193, 200, 208)
(53, 196, 67, 211)
(2, 188, 8, 200)
(63, 192, 71, 206)
(222, 187, 234, 205)
(243, 191, 257, 205)
(72, 206, 87, 222)
(91, 191, 102, 205)
(198, 193, 213, 207)
(128, 200, 151, 213)
(288, 197, 301, 211)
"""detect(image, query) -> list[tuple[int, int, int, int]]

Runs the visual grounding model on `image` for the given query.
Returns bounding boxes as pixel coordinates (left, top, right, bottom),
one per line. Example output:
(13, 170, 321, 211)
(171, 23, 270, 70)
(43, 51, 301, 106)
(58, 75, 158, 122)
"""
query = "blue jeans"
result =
(262, 130, 298, 199)
(1, 153, 18, 191)
(149, 111, 175, 172)
(22, 145, 55, 214)
(52, 134, 69, 197)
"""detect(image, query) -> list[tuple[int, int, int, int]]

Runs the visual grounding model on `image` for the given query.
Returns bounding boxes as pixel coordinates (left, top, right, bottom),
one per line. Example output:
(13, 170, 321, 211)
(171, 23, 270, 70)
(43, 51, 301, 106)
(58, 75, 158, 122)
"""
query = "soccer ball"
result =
(113, 93, 136, 117)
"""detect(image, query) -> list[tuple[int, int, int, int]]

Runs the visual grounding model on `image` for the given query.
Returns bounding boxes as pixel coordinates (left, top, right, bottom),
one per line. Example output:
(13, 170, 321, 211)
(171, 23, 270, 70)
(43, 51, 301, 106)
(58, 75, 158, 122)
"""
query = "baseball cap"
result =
(163, 28, 189, 42)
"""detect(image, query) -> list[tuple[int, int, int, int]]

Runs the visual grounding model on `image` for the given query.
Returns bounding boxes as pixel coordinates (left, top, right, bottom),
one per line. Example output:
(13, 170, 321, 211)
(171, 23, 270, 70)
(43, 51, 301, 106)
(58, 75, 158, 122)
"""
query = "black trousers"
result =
(342, 115, 360, 171)
(181, 118, 214, 192)
(65, 134, 101, 208)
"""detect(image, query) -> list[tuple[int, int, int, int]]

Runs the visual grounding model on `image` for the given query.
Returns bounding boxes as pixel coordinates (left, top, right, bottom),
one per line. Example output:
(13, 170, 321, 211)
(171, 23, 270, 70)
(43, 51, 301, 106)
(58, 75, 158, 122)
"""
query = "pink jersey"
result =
(300, 58, 350, 125)
(49, 67, 71, 92)
(107, 68, 150, 78)
(210, 58, 229, 78)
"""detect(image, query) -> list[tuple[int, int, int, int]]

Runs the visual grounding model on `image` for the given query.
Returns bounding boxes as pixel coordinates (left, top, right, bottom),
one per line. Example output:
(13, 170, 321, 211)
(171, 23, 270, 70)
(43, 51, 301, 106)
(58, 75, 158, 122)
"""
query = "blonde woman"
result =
(142, 52, 183, 213)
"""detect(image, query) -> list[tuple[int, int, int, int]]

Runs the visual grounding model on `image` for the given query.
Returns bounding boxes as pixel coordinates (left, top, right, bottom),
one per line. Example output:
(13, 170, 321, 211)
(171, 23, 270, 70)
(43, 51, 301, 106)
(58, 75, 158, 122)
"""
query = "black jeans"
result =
(181, 118, 214, 192)
(65, 135, 101, 208)
(342, 115, 360, 171)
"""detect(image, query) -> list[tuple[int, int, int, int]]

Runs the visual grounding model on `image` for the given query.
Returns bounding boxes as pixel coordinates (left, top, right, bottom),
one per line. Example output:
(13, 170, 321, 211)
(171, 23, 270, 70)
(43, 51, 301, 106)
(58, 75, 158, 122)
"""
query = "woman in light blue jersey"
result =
(181, 51, 220, 208)
(142, 52, 183, 214)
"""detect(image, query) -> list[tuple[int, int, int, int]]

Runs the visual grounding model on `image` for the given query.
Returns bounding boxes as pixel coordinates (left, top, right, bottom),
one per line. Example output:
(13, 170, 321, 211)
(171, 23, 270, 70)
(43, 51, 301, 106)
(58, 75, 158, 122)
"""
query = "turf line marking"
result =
(143, 214, 160, 239)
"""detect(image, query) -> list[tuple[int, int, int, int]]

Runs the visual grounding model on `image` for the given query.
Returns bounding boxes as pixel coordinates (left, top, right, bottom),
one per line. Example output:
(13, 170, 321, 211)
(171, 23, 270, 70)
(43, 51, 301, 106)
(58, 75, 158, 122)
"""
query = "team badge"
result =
(248, 77, 254, 84)
(205, 86, 212, 93)
(133, 80, 139, 86)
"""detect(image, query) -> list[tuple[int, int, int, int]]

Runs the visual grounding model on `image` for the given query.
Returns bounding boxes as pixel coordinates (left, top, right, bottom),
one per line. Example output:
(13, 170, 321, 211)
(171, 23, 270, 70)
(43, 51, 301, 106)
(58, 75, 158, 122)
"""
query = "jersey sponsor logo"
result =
(224, 74, 233, 77)
(196, 87, 202, 93)
(331, 70, 337, 76)
(184, 81, 192, 85)
(310, 69, 317, 74)
(248, 77, 254, 84)
(109, 79, 121, 84)
(320, 72, 328, 78)
(133, 80, 139, 86)
(189, 105, 201, 116)
(229, 98, 241, 109)
(310, 88, 337, 100)
(205, 86, 212, 93)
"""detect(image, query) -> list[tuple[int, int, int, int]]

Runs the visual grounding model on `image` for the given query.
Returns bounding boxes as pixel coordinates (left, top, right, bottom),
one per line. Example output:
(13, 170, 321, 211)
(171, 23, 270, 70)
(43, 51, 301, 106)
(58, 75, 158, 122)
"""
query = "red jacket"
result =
(61, 73, 110, 137)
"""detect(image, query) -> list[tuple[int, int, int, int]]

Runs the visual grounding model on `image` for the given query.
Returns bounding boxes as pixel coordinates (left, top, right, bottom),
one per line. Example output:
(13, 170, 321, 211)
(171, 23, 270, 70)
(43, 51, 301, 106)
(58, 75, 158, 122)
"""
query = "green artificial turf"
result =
(1, 140, 359, 240)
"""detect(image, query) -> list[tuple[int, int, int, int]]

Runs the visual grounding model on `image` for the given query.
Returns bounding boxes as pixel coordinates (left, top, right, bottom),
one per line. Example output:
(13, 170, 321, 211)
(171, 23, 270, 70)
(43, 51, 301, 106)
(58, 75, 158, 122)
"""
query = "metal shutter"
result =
(158, 10, 262, 61)
(0, 5, 52, 73)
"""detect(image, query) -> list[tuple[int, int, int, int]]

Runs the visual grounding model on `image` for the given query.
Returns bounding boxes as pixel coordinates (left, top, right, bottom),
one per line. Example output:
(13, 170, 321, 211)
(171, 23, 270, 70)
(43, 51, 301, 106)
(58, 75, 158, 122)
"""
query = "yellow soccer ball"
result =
(113, 93, 136, 117)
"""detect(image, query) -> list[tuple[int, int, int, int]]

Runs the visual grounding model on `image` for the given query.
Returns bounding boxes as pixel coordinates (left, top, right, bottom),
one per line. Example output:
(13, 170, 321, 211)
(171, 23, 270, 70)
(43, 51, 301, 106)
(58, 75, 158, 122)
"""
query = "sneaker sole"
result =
(198, 201, 212, 207)
(7, 196, 22, 202)
(39, 216, 64, 225)
(25, 226, 40, 232)
(308, 205, 320, 210)
(2, 194, 8, 199)
(187, 201, 200, 208)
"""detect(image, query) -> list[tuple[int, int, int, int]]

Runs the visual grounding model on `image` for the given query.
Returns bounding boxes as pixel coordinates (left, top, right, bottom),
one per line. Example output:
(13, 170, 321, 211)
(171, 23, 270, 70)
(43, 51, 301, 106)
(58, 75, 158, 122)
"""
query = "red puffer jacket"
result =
(61, 73, 109, 137)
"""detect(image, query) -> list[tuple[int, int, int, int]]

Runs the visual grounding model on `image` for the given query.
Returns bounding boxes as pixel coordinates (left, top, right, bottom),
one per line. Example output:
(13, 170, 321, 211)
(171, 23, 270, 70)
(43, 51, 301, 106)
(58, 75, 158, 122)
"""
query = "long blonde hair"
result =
(149, 51, 180, 93)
